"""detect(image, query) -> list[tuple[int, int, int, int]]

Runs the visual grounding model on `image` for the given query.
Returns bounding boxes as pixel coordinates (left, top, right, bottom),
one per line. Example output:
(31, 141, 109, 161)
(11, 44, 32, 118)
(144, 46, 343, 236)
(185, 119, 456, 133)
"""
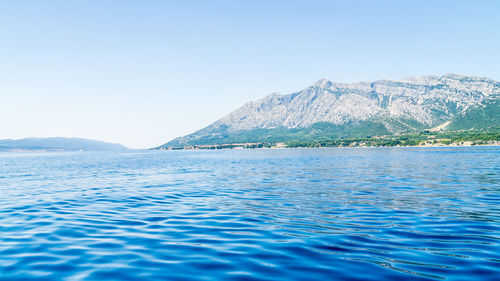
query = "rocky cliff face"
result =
(161, 74, 500, 147)
(213, 74, 499, 131)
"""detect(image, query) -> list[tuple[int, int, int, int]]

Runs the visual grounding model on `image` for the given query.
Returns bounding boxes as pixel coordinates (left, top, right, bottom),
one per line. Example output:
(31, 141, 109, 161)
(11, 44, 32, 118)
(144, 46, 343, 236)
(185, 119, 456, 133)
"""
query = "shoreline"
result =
(157, 130, 500, 151)
(157, 141, 500, 151)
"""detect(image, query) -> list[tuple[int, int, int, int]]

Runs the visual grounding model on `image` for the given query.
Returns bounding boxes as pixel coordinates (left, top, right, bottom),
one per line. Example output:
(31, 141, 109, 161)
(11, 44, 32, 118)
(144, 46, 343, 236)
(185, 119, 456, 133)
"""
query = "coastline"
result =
(156, 140, 500, 151)
(156, 130, 500, 151)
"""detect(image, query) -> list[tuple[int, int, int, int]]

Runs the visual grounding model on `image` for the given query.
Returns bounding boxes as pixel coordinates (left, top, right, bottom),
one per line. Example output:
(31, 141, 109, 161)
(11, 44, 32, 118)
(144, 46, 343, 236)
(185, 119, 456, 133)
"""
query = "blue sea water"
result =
(0, 147, 499, 281)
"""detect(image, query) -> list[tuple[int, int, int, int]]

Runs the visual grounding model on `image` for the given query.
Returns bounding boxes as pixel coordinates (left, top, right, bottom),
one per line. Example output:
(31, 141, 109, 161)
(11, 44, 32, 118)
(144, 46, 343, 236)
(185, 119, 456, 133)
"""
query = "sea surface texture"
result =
(0, 148, 499, 281)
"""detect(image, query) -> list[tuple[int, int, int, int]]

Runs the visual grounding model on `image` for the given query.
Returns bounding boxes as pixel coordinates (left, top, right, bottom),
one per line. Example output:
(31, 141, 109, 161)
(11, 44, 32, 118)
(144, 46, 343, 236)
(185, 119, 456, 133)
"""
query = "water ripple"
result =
(0, 148, 499, 280)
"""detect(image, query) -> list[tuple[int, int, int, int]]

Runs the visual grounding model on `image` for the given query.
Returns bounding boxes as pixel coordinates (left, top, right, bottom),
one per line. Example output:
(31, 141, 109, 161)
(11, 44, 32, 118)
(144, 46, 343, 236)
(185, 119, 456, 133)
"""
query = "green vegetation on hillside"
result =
(285, 129, 500, 148)
(447, 98, 500, 130)
(160, 121, 391, 148)
(158, 129, 500, 150)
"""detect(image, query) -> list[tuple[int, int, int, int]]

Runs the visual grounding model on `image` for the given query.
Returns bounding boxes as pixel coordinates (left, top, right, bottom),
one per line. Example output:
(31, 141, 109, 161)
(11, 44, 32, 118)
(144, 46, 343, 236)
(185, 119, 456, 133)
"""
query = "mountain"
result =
(0, 137, 129, 151)
(158, 74, 500, 148)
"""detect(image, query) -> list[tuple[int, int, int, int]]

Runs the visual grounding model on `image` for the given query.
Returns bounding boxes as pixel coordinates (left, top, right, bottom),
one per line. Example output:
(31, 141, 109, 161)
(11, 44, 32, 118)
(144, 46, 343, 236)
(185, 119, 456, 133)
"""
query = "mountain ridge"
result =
(0, 137, 129, 151)
(159, 74, 500, 148)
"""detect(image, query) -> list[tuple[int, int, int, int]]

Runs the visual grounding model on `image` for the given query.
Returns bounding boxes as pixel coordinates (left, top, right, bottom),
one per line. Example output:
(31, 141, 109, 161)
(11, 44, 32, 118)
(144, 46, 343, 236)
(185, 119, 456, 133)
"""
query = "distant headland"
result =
(0, 137, 129, 152)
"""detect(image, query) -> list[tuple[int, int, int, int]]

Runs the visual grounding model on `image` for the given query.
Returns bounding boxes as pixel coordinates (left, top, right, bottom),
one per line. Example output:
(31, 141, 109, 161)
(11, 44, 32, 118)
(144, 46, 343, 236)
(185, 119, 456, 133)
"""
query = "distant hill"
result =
(0, 137, 129, 151)
(157, 74, 500, 148)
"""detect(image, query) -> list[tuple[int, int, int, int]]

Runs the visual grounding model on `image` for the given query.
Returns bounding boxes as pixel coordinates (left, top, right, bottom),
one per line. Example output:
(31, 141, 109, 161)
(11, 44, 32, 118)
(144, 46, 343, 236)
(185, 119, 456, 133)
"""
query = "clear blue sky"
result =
(1, 0, 499, 148)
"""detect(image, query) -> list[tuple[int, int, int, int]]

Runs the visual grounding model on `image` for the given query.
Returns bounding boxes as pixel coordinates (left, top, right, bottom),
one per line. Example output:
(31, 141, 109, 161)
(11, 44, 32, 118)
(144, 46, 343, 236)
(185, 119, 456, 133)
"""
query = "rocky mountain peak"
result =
(313, 78, 333, 88)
